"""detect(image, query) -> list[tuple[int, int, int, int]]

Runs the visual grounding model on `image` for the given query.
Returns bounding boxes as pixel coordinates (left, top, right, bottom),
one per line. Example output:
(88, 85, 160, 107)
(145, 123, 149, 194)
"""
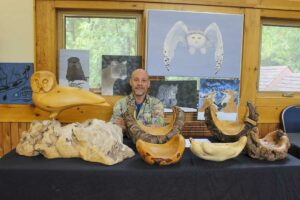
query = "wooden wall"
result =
(0, 0, 299, 157)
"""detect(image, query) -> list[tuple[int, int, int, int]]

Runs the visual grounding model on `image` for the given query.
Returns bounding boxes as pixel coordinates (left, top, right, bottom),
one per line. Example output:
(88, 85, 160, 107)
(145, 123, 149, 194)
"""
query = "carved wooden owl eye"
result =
(31, 71, 57, 93)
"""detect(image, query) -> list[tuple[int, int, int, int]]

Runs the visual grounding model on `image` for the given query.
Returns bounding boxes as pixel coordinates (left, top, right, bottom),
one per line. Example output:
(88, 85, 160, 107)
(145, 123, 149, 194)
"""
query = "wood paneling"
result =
(1, 0, 298, 156)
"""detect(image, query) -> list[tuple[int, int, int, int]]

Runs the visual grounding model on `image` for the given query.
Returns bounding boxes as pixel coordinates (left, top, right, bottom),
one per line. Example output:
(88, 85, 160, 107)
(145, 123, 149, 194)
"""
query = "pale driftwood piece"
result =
(136, 134, 185, 165)
(123, 106, 185, 144)
(204, 101, 259, 142)
(189, 136, 247, 162)
(246, 127, 290, 161)
(31, 71, 111, 119)
(16, 119, 135, 165)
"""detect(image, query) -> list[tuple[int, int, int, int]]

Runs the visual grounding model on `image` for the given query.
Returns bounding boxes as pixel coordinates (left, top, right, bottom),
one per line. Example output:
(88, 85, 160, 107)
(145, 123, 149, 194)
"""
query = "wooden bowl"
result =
(246, 127, 290, 161)
(204, 101, 259, 142)
(136, 134, 185, 165)
(123, 106, 185, 144)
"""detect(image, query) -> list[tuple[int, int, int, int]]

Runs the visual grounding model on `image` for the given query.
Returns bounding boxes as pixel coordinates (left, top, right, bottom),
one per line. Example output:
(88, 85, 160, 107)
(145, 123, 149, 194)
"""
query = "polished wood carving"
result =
(136, 134, 185, 165)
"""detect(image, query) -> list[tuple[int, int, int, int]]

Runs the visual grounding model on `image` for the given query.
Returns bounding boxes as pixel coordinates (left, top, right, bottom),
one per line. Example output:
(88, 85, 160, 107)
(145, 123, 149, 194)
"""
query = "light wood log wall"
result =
(0, 0, 299, 157)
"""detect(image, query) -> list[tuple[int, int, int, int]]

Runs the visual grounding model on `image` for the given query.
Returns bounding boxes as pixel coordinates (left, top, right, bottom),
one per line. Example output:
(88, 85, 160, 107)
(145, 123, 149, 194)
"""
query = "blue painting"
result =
(0, 63, 33, 104)
(197, 78, 240, 120)
(146, 9, 244, 78)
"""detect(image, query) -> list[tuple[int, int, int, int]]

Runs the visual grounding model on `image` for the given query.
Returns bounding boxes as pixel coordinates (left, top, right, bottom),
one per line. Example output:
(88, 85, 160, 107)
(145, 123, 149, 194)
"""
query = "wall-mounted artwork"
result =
(146, 9, 244, 78)
(102, 55, 141, 96)
(197, 78, 240, 120)
(0, 63, 33, 104)
(59, 49, 89, 89)
(149, 80, 197, 112)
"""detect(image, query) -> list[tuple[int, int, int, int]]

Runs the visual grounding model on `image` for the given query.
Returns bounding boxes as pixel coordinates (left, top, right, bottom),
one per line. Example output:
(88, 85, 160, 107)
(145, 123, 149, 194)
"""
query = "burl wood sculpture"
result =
(123, 106, 185, 144)
(205, 101, 259, 142)
(246, 127, 290, 161)
(136, 134, 185, 165)
(190, 136, 247, 161)
(31, 71, 110, 119)
(16, 119, 135, 165)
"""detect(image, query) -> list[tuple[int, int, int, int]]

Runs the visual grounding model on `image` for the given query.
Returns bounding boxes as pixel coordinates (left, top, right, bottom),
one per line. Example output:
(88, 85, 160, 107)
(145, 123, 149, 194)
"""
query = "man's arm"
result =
(110, 99, 127, 131)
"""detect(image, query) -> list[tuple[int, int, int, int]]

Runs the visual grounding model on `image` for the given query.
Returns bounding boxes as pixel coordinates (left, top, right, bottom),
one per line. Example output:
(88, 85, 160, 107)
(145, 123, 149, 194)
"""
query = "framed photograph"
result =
(59, 49, 90, 89)
(102, 55, 141, 95)
(197, 78, 240, 120)
(0, 63, 33, 104)
(146, 9, 244, 78)
(149, 80, 197, 112)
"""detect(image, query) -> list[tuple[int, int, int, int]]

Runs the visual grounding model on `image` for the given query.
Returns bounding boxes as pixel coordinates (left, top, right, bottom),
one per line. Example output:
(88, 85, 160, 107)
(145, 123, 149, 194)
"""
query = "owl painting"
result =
(146, 10, 244, 78)
(163, 21, 224, 74)
(31, 71, 109, 119)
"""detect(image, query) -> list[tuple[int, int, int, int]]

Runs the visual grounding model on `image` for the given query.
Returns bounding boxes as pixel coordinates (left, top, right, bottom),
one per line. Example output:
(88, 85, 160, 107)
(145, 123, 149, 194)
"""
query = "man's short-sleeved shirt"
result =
(110, 93, 164, 126)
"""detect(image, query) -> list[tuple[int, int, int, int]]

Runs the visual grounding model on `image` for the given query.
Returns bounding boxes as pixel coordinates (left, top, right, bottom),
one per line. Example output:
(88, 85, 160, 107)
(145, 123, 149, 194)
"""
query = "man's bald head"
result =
(131, 69, 149, 80)
(130, 68, 150, 98)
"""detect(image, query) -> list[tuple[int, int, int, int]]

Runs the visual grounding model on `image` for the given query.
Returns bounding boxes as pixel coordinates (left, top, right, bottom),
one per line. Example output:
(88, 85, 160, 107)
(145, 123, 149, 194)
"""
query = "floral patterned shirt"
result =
(110, 93, 165, 126)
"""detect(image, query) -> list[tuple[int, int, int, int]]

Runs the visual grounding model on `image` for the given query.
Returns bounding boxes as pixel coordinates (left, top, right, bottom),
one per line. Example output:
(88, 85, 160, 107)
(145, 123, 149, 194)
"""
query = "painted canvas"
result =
(197, 78, 240, 120)
(146, 9, 244, 78)
(149, 80, 197, 112)
(0, 63, 33, 104)
(102, 55, 141, 95)
(59, 49, 89, 89)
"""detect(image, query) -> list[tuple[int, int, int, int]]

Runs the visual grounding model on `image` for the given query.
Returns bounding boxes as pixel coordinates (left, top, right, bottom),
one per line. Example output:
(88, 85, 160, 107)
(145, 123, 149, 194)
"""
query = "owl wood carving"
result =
(31, 71, 110, 119)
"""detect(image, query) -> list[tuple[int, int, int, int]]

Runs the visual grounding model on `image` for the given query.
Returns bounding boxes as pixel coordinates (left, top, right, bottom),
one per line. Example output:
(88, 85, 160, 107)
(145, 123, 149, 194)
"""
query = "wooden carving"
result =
(123, 106, 185, 144)
(204, 101, 259, 142)
(246, 127, 290, 161)
(16, 119, 135, 165)
(31, 71, 110, 119)
(136, 134, 185, 165)
(190, 136, 247, 161)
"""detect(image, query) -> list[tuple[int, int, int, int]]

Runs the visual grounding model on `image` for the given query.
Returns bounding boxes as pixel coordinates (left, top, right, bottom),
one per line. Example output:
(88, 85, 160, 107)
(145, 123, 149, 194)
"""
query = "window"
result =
(259, 20, 300, 92)
(58, 11, 141, 90)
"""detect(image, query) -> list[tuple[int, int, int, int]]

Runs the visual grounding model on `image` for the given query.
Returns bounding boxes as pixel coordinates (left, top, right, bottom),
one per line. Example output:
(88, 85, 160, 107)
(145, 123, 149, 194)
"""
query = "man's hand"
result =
(113, 117, 126, 130)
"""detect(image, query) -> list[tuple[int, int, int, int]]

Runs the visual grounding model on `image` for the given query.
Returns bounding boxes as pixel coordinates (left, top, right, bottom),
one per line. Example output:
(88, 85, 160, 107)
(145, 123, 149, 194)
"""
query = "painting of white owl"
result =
(146, 9, 244, 78)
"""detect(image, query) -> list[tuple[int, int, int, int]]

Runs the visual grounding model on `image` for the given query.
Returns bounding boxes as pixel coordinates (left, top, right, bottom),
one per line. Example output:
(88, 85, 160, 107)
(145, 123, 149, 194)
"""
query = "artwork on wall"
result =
(197, 78, 240, 120)
(149, 80, 197, 112)
(0, 63, 33, 104)
(146, 9, 244, 78)
(102, 55, 141, 96)
(59, 49, 90, 89)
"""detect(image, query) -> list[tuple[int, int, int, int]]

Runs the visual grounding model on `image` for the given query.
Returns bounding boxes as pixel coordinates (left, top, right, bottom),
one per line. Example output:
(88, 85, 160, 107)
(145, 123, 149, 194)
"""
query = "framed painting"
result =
(102, 55, 141, 95)
(59, 49, 90, 89)
(149, 80, 197, 112)
(197, 78, 240, 120)
(146, 9, 244, 78)
(0, 63, 33, 104)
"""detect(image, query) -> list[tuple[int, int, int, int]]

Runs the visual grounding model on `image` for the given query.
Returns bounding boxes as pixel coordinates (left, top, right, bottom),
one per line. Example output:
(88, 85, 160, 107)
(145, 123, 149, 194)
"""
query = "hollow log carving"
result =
(204, 101, 259, 142)
(136, 134, 185, 165)
(123, 106, 185, 144)
(246, 127, 290, 161)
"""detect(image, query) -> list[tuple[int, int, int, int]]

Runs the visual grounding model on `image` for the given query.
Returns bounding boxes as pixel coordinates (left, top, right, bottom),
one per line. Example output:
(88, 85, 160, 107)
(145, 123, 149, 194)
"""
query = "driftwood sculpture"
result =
(16, 119, 135, 165)
(136, 134, 185, 165)
(31, 71, 110, 119)
(246, 127, 290, 161)
(189, 136, 247, 162)
(204, 101, 259, 142)
(123, 106, 185, 144)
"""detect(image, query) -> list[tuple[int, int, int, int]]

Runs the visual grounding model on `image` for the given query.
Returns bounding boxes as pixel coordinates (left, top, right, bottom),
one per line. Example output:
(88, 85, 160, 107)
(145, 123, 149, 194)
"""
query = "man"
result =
(110, 68, 164, 132)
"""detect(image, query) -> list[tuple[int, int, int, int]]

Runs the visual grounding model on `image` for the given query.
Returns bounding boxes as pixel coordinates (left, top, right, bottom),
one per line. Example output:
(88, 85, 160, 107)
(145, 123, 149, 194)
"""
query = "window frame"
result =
(257, 10, 300, 99)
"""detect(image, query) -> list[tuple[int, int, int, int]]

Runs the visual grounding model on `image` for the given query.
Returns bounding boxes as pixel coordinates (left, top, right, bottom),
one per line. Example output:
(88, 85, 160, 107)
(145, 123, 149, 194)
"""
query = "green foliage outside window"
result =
(261, 25, 300, 73)
(65, 16, 138, 88)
